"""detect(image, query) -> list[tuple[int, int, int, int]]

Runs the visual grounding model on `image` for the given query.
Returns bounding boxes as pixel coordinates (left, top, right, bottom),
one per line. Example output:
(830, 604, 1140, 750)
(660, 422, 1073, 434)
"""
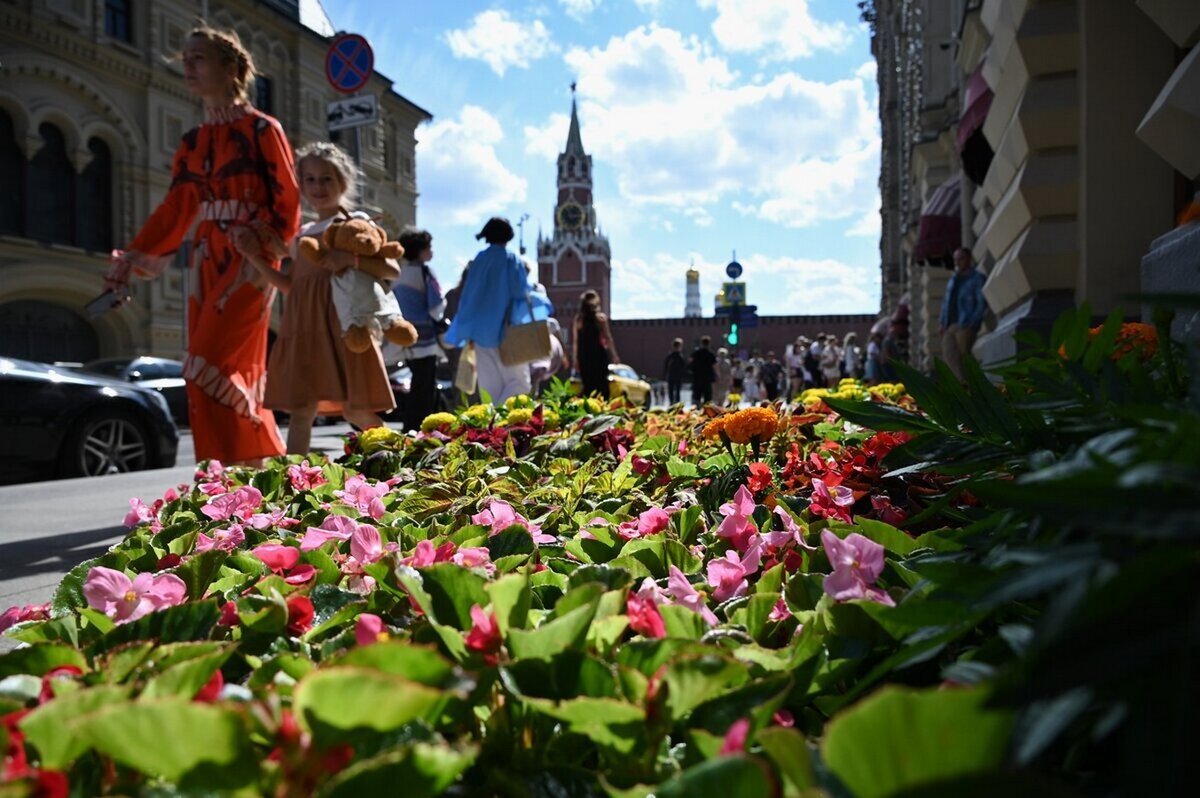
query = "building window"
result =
(77, 138, 113, 252)
(27, 124, 75, 246)
(104, 0, 132, 43)
(254, 76, 273, 115)
(0, 110, 22, 236)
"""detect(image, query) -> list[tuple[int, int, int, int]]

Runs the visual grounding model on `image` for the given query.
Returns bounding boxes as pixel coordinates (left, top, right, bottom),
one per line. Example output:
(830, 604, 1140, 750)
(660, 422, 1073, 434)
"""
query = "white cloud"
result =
(444, 10, 556, 76)
(560, 0, 601, 20)
(698, 0, 854, 60)
(416, 106, 527, 227)
(845, 196, 881, 238)
(633, 0, 663, 11)
(523, 25, 880, 229)
(611, 252, 879, 319)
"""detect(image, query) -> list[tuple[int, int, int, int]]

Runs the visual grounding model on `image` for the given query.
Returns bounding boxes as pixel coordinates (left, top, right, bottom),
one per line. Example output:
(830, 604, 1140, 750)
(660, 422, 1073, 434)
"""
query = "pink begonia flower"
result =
(666, 565, 718, 626)
(287, 460, 327, 492)
(83, 566, 186, 624)
(350, 524, 384, 565)
(472, 500, 554, 544)
(464, 604, 502, 664)
(198, 481, 228, 497)
(195, 460, 225, 481)
(334, 475, 388, 519)
(706, 540, 763, 603)
(871, 495, 909, 526)
(617, 507, 671, 541)
(678, 439, 688, 456)
(452, 546, 496, 575)
(284, 564, 317, 585)
(0, 603, 50, 633)
(716, 485, 758, 553)
(355, 613, 388, 646)
(820, 529, 895, 607)
(124, 497, 156, 529)
(626, 590, 666, 639)
(809, 478, 855, 524)
(195, 523, 246, 554)
(252, 544, 300, 573)
(400, 539, 455, 567)
(162, 486, 179, 503)
(719, 718, 751, 756)
(245, 508, 299, 530)
(630, 455, 654, 475)
(298, 515, 357, 551)
(769, 596, 791, 623)
(201, 486, 263, 522)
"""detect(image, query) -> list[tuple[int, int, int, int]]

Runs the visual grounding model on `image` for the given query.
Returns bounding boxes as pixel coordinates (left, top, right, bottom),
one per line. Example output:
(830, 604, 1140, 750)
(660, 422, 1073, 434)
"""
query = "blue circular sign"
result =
(326, 34, 373, 94)
(726, 260, 743, 280)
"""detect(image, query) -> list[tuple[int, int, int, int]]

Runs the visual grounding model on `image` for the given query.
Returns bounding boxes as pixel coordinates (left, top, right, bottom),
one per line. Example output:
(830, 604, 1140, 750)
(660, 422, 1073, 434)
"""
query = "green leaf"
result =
(666, 456, 700, 478)
(522, 696, 645, 754)
(508, 595, 600, 660)
(294, 666, 447, 733)
(418, 563, 490, 630)
(50, 555, 103, 615)
(19, 685, 132, 767)
(822, 686, 1013, 798)
(318, 743, 477, 798)
(662, 655, 750, 725)
(487, 526, 537, 560)
(487, 573, 532, 634)
(140, 646, 233, 701)
(173, 549, 228, 601)
(654, 755, 772, 798)
(87, 601, 220, 655)
(756, 726, 816, 791)
(657, 604, 708, 640)
(331, 643, 454, 687)
(0, 643, 87, 679)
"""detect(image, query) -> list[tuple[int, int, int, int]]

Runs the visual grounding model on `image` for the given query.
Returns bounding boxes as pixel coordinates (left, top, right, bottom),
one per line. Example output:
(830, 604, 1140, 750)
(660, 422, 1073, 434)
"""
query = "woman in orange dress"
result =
(105, 26, 300, 466)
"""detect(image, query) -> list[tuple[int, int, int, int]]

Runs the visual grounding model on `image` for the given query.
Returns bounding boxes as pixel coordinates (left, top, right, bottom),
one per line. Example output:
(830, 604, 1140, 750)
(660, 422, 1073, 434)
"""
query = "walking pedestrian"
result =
(689, 336, 717, 406)
(390, 226, 448, 432)
(663, 338, 687, 405)
(444, 217, 550, 404)
(246, 142, 397, 455)
(760, 351, 784, 401)
(714, 347, 733, 405)
(574, 289, 618, 400)
(939, 247, 987, 381)
(105, 25, 300, 466)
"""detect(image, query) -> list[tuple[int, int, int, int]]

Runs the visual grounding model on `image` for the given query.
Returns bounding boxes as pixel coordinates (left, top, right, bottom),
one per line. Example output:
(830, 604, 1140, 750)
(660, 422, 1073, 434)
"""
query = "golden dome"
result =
(686, 267, 700, 280)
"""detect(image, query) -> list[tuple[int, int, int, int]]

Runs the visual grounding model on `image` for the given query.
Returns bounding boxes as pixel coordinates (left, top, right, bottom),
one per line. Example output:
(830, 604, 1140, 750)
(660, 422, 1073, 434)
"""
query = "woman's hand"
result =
(230, 225, 261, 258)
(103, 251, 133, 295)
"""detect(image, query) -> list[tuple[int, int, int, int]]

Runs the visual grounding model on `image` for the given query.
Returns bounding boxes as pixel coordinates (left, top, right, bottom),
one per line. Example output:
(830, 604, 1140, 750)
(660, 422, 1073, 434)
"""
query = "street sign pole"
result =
(325, 33, 374, 203)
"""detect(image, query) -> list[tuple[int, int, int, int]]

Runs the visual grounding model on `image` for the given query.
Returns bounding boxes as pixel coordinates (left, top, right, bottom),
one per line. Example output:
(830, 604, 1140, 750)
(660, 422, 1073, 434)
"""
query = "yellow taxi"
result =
(569, 363, 653, 408)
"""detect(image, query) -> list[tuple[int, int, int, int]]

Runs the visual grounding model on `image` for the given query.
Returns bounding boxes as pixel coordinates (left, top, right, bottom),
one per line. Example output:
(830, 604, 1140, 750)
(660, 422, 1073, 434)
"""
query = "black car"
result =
(0, 357, 179, 483)
(80, 356, 189, 426)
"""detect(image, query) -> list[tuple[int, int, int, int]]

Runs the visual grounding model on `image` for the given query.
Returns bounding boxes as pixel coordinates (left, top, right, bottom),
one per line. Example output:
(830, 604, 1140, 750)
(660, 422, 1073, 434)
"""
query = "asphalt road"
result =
(0, 423, 354, 615)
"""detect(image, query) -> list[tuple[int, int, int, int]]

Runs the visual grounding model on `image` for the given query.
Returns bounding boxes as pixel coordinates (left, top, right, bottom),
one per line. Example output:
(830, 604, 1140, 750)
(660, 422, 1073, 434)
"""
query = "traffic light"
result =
(726, 322, 739, 346)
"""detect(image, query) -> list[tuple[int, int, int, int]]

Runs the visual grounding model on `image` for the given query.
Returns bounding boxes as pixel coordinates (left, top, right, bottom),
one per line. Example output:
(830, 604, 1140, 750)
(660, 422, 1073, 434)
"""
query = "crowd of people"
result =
(103, 24, 578, 466)
(663, 328, 894, 408)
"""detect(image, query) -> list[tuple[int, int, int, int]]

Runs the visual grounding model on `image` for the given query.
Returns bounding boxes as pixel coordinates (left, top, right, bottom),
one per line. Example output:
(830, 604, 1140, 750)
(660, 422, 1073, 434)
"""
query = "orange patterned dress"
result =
(124, 103, 300, 462)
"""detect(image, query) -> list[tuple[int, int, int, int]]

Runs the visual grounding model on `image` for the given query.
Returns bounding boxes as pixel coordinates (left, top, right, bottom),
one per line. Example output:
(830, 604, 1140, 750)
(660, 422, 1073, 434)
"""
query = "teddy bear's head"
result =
(322, 219, 403, 259)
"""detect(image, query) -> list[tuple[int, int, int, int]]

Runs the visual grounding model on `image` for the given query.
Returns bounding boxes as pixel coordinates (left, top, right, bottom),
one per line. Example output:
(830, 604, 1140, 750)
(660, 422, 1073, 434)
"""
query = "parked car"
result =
(0, 357, 179, 483)
(569, 363, 653, 408)
(384, 363, 458, 427)
(79, 356, 189, 426)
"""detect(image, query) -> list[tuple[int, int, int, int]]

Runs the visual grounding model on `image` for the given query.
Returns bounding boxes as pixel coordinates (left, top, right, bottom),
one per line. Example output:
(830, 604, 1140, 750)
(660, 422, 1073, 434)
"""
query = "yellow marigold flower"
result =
(420, 412, 457, 433)
(703, 415, 729, 439)
(543, 409, 561, 430)
(504, 394, 534, 410)
(724, 406, 780, 445)
(725, 392, 742, 405)
(502, 407, 534, 426)
(359, 426, 404, 453)
(461, 404, 493, 427)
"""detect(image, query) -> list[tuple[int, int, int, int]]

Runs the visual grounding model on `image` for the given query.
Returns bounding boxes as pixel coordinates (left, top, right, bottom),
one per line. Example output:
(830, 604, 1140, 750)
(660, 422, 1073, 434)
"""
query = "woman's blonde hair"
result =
(294, 141, 360, 200)
(187, 25, 256, 102)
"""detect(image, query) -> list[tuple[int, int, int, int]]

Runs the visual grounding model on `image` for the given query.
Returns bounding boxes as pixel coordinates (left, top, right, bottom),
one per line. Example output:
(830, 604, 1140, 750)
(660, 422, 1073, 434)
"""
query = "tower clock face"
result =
(558, 202, 584, 230)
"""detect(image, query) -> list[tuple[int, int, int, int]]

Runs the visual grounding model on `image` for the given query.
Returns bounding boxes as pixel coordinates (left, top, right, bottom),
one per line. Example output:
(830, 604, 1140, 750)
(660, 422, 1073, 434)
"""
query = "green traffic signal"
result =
(727, 322, 739, 346)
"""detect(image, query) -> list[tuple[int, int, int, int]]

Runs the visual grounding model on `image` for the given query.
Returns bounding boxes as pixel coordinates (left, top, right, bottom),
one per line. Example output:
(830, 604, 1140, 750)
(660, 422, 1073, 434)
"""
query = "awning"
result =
(912, 175, 961, 266)
(957, 65, 996, 184)
(956, 66, 993, 153)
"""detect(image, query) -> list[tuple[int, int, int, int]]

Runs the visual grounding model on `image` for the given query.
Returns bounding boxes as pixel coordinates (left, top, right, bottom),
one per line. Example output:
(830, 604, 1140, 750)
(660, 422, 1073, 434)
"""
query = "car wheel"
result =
(643, 392, 652, 410)
(59, 410, 152, 478)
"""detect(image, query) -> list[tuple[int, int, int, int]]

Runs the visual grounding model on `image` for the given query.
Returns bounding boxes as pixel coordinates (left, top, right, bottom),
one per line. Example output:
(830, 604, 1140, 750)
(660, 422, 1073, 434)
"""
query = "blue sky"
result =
(330, 0, 880, 319)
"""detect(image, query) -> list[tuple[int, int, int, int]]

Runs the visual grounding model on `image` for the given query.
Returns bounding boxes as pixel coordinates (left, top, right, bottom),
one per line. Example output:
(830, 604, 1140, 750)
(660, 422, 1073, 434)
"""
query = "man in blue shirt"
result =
(939, 247, 987, 380)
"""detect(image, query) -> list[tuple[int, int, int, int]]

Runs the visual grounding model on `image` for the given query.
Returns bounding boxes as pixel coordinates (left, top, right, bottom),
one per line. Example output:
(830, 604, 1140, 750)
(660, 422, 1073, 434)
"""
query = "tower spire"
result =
(566, 82, 585, 155)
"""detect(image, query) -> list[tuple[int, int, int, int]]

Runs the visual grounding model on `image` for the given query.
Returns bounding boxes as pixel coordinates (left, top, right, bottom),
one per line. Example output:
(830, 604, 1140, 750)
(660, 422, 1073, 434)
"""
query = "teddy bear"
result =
(299, 216, 418, 353)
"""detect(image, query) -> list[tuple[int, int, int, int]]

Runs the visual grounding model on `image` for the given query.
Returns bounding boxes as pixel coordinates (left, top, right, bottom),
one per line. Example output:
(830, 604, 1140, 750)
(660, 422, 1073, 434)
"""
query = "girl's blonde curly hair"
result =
(294, 142, 361, 200)
(187, 25, 256, 102)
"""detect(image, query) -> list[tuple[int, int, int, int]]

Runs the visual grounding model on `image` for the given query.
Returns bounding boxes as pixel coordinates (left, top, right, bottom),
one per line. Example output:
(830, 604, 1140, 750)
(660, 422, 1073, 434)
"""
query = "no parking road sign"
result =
(326, 33, 373, 94)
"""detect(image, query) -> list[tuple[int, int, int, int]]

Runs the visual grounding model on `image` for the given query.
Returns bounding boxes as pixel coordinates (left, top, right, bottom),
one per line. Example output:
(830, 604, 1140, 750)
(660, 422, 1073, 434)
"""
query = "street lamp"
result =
(518, 213, 530, 255)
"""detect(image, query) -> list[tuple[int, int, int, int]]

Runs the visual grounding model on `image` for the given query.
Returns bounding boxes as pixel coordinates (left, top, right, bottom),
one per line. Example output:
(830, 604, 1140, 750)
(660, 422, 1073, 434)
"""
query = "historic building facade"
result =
(0, 0, 431, 364)
(536, 94, 612, 334)
(870, 0, 1199, 369)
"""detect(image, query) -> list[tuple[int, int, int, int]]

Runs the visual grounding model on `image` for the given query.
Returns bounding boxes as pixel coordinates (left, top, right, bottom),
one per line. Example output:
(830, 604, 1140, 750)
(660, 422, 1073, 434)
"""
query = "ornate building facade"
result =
(870, 0, 1198, 369)
(0, 0, 431, 364)
(536, 93, 612, 334)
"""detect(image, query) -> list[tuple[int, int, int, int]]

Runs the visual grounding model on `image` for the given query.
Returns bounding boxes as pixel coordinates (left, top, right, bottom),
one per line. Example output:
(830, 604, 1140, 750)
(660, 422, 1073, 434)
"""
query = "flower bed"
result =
(2, 310, 1196, 797)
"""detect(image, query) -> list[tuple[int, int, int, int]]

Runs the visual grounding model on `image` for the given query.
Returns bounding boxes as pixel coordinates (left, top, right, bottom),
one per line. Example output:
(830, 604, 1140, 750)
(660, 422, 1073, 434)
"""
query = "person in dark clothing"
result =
(760, 351, 784, 401)
(663, 337, 687, 405)
(574, 289, 618, 400)
(689, 335, 717, 406)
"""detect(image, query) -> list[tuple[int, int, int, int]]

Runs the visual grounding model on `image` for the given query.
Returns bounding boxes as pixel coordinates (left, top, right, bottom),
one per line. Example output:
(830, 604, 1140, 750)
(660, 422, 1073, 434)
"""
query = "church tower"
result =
(537, 87, 612, 332)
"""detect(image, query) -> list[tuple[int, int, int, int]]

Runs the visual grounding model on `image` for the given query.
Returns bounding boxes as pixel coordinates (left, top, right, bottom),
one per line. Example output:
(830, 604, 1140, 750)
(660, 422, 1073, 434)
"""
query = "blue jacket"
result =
(940, 268, 987, 329)
(444, 245, 552, 349)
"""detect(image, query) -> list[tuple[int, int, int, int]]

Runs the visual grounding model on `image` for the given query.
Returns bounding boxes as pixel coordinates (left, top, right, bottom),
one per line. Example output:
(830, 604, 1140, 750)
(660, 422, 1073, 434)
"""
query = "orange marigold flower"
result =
(703, 416, 729, 440)
(725, 407, 780, 445)
(1084, 321, 1159, 361)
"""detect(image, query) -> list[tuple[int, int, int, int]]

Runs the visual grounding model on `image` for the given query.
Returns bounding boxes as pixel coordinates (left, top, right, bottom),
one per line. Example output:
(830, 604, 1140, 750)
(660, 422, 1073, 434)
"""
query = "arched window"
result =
(0, 110, 21, 236)
(77, 138, 113, 252)
(27, 123, 75, 246)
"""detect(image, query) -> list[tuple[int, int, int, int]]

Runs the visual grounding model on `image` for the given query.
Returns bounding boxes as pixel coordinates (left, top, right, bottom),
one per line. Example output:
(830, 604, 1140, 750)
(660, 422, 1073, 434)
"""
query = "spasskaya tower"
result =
(537, 86, 612, 329)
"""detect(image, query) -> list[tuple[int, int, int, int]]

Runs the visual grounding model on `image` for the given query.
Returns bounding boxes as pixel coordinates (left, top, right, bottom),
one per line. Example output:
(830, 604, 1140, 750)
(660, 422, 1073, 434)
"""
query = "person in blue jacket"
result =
(939, 247, 987, 380)
(444, 217, 552, 403)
